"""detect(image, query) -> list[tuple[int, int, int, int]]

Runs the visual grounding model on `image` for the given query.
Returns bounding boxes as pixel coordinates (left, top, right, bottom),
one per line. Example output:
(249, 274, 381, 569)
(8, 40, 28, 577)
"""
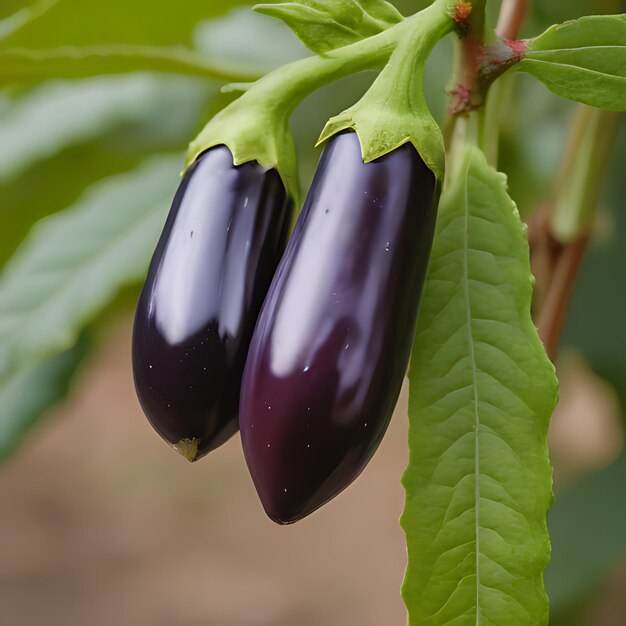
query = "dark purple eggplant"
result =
(133, 146, 291, 461)
(240, 131, 438, 523)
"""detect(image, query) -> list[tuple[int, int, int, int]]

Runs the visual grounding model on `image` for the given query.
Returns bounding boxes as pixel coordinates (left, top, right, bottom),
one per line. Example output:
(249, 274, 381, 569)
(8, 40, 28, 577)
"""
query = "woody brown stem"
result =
(447, 0, 487, 114)
(535, 222, 589, 361)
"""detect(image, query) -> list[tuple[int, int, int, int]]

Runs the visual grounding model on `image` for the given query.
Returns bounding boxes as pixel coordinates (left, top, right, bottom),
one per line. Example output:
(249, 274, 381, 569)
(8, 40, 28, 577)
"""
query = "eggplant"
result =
(133, 146, 291, 461)
(240, 131, 439, 523)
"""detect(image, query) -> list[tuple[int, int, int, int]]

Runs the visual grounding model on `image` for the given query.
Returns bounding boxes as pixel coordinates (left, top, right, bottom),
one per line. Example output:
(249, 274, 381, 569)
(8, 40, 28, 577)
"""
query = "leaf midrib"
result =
(461, 157, 481, 625)
(529, 45, 626, 54)
(521, 57, 626, 82)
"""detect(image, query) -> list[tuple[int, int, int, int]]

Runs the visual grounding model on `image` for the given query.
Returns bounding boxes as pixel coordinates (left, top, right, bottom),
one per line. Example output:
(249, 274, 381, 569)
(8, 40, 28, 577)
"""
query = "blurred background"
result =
(0, 1, 625, 624)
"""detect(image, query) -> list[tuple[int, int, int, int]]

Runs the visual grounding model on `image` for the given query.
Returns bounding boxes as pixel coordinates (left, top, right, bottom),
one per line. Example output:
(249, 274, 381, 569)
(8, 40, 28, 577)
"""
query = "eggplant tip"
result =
(268, 512, 296, 526)
(172, 437, 201, 462)
(262, 501, 311, 525)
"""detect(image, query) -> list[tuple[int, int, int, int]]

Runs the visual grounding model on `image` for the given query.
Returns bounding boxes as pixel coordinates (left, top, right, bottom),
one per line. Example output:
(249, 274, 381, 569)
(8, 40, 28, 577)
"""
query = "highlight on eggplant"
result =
(240, 131, 439, 524)
(132, 146, 291, 462)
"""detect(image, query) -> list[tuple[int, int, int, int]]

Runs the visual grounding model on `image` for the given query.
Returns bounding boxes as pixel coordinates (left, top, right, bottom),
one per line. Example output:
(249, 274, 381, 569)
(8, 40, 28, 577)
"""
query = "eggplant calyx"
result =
(173, 437, 201, 462)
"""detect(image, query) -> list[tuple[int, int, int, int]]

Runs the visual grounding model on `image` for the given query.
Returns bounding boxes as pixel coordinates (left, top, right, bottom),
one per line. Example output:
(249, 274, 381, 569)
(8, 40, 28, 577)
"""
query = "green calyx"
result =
(186, 16, 405, 203)
(187, 0, 458, 198)
(318, 2, 454, 180)
(186, 18, 409, 200)
(187, 97, 299, 202)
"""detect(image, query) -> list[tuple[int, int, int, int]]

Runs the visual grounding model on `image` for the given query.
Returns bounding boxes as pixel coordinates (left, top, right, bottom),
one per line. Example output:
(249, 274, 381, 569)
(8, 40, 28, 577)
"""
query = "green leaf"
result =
(402, 145, 558, 625)
(0, 155, 180, 383)
(0, 44, 261, 87)
(254, 0, 403, 54)
(520, 14, 626, 111)
(0, 336, 87, 463)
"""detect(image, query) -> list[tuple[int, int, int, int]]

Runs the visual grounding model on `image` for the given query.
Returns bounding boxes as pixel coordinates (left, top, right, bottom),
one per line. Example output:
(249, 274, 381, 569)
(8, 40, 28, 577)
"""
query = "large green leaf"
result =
(0, 336, 87, 463)
(520, 14, 626, 111)
(254, 0, 403, 54)
(0, 155, 180, 383)
(402, 145, 558, 625)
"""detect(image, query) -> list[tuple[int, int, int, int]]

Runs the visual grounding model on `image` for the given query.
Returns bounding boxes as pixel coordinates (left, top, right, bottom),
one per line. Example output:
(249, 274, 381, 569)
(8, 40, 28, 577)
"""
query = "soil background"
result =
(0, 318, 409, 626)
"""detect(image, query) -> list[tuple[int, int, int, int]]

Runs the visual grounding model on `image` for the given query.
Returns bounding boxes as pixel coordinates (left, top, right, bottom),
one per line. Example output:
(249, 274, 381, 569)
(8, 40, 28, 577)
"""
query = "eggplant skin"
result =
(240, 131, 439, 523)
(132, 146, 291, 461)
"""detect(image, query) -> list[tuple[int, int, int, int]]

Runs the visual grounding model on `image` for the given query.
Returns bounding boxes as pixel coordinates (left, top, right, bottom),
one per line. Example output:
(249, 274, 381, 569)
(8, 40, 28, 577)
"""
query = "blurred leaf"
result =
(402, 145, 558, 625)
(0, 0, 250, 48)
(423, 37, 454, 125)
(520, 15, 626, 111)
(194, 9, 308, 69)
(392, 0, 428, 13)
(0, 74, 213, 267)
(498, 73, 574, 218)
(0, 155, 180, 383)
(0, 2, 266, 86)
(530, 0, 622, 30)
(0, 44, 261, 87)
(549, 597, 589, 626)
(0, 1, 28, 21)
(254, 0, 402, 54)
(0, 74, 212, 182)
(0, 334, 87, 463)
(0, 0, 59, 41)
(546, 452, 626, 611)
(1, 0, 59, 19)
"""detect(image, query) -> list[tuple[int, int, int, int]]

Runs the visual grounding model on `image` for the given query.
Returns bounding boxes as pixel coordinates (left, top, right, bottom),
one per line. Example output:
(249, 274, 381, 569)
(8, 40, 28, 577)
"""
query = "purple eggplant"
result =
(133, 146, 291, 461)
(240, 131, 439, 523)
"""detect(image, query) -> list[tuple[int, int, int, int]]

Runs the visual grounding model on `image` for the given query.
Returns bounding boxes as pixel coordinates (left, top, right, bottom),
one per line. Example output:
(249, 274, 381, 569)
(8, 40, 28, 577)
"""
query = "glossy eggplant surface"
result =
(133, 146, 290, 461)
(240, 132, 439, 523)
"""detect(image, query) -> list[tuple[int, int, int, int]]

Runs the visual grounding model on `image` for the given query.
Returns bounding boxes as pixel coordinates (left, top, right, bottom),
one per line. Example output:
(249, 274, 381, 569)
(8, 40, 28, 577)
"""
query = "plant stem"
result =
(447, 0, 488, 114)
(551, 108, 620, 243)
(236, 0, 458, 116)
(535, 229, 588, 362)
(474, 0, 528, 162)
(532, 107, 620, 359)
(479, 73, 513, 165)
